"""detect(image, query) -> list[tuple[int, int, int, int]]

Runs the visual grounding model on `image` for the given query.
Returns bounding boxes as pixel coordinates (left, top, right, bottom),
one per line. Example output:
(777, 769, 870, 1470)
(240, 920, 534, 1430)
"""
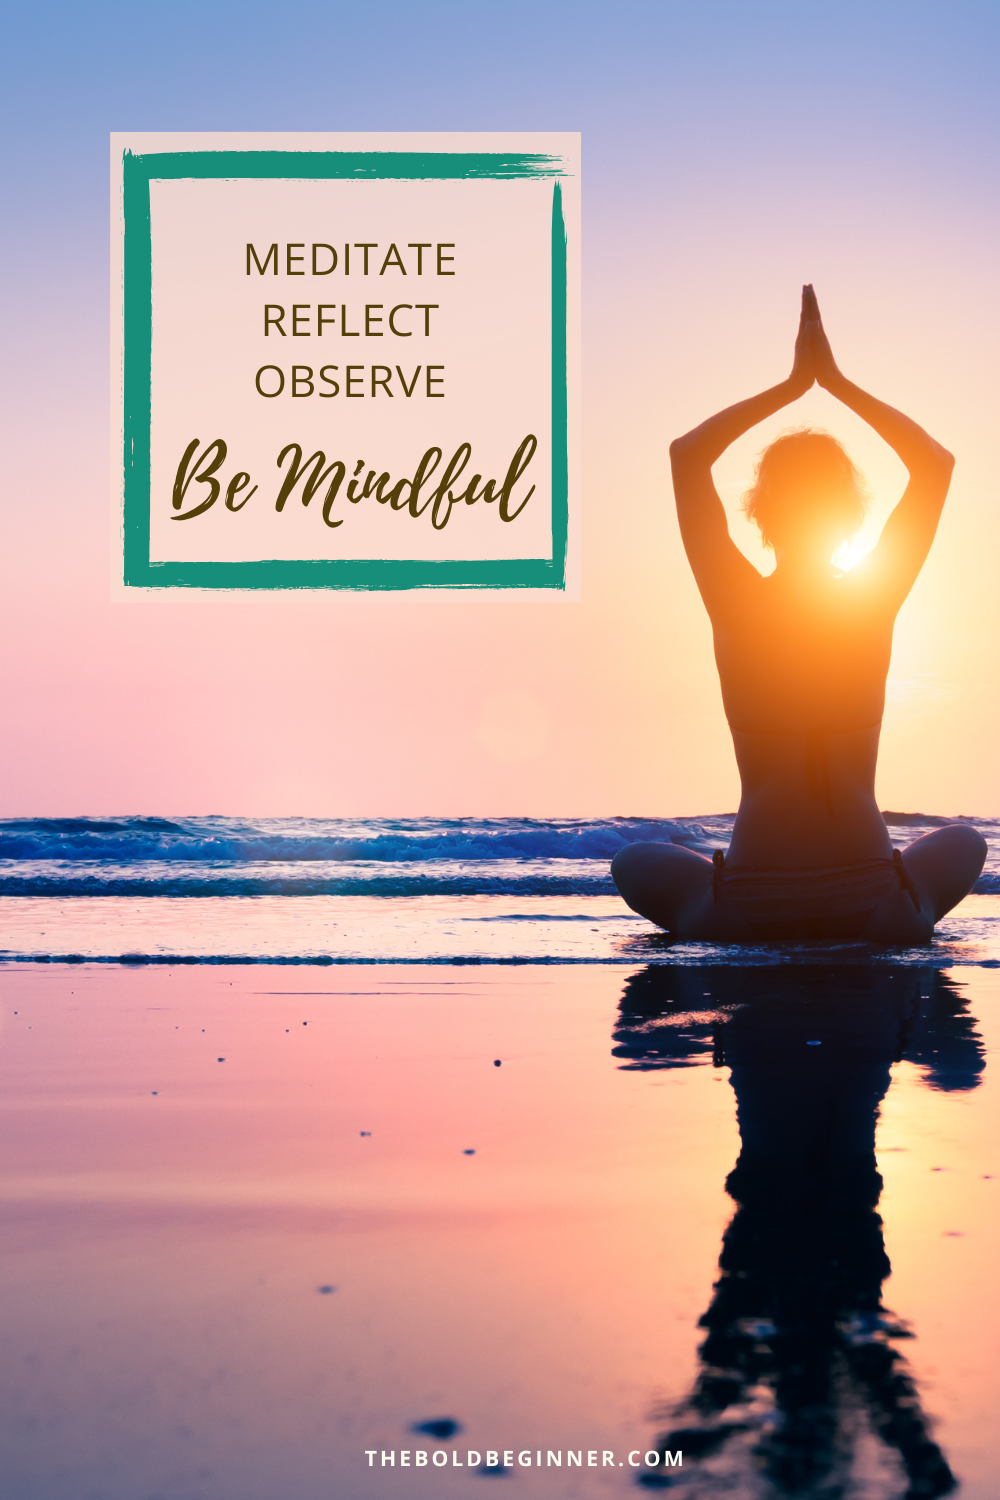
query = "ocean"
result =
(1, 811, 998, 963)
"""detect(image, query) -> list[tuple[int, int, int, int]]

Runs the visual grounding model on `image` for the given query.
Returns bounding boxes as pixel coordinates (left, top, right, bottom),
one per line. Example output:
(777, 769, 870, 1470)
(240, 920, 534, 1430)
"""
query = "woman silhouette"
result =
(612, 288, 986, 941)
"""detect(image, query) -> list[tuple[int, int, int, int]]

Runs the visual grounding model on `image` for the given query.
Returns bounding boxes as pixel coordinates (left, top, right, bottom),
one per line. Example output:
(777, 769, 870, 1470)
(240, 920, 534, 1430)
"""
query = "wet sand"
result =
(0, 962, 996, 1497)
(1, 892, 999, 963)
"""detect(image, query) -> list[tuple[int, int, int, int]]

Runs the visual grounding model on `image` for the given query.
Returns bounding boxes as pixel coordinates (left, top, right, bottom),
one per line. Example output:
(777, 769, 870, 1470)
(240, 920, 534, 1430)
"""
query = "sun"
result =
(833, 536, 875, 573)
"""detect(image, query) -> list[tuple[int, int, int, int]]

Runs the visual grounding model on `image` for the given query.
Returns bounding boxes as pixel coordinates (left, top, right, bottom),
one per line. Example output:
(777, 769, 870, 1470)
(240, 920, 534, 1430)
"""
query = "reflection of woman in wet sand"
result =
(612, 288, 986, 941)
(614, 965, 979, 1496)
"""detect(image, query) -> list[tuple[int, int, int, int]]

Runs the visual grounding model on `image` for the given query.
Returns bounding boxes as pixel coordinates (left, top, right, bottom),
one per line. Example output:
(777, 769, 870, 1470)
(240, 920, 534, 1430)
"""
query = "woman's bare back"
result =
(715, 567, 895, 866)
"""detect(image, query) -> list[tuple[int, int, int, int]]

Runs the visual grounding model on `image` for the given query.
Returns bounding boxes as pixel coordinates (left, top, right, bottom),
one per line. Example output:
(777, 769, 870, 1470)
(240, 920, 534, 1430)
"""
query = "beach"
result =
(0, 818, 997, 1497)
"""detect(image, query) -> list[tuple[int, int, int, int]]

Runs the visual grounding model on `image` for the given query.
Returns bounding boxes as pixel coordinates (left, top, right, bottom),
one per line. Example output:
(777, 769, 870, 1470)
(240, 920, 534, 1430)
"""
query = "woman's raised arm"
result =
(810, 297, 954, 605)
(670, 288, 817, 612)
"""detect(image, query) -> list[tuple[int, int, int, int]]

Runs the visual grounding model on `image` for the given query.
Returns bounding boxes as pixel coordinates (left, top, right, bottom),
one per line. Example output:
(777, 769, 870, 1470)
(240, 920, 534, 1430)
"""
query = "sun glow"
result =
(832, 536, 875, 573)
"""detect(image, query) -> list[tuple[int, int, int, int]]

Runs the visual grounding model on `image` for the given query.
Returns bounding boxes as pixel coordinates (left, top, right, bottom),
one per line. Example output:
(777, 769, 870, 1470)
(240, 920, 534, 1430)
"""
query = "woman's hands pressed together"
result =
(790, 283, 844, 396)
(788, 283, 819, 397)
(804, 285, 844, 392)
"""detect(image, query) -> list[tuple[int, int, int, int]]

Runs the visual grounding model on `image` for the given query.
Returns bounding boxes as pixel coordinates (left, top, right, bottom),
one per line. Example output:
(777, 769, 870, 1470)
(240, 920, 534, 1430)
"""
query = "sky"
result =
(2, 0, 999, 818)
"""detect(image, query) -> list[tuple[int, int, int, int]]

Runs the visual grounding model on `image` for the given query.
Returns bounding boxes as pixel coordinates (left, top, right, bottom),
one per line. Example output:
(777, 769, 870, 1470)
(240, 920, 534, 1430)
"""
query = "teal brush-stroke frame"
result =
(121, 150, 569, 591)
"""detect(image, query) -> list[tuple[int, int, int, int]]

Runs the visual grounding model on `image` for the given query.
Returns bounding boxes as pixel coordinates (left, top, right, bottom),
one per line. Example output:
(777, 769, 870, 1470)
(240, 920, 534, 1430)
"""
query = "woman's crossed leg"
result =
(611, 826, 986, 943)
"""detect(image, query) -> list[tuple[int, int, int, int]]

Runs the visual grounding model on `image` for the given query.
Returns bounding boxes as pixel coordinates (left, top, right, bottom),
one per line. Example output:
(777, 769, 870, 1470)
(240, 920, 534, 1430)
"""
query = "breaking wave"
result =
(0, 814, 995, 897)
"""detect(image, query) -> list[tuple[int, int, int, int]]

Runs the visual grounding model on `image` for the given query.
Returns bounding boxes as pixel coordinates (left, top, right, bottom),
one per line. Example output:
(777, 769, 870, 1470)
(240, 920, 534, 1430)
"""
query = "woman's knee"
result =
(610, 841, 713, 925)
(905, 823, 986, 875)
(902, 823, 987, 920)
(612, 840, 705, 883)
(951, 823, 988, 865)
(610, 842, 671, 904)
(610, 841, 654, 881)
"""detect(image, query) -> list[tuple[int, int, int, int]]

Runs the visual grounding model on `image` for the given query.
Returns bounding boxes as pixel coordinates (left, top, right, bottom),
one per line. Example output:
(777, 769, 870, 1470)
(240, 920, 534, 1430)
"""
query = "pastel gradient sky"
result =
(2, 0, 998, 817)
